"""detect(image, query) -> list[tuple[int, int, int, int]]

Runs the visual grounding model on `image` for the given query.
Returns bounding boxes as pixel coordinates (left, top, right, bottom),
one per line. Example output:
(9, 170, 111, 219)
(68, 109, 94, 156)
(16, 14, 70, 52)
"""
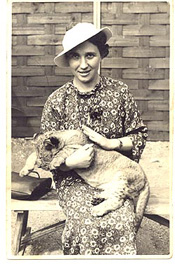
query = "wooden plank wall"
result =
(12, 1, 93, 137)
(11, 1, 170, 141)
(101, 2, 170, 141)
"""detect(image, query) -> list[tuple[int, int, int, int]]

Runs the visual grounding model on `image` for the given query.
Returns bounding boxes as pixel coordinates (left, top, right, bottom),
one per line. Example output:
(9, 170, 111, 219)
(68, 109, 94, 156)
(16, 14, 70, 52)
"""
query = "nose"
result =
(80, 56, 88, 69)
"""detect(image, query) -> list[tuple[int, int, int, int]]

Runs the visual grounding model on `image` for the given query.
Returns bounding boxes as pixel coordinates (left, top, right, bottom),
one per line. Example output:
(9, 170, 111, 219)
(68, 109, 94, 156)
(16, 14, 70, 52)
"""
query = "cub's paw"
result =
(93, 190, 110, 200)
(19, 167, 30, 177)
(49, 157, 65, 170)
(91, 206, 106, 217)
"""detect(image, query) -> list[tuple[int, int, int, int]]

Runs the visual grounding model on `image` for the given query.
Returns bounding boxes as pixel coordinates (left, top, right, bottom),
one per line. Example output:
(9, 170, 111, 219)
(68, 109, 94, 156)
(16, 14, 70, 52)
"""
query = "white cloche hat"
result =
(54, 23, 112, 67)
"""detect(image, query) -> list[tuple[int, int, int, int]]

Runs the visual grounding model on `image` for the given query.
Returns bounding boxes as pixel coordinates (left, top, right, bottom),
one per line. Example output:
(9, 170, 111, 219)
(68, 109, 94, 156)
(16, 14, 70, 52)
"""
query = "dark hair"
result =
(88, 31, 109, 59)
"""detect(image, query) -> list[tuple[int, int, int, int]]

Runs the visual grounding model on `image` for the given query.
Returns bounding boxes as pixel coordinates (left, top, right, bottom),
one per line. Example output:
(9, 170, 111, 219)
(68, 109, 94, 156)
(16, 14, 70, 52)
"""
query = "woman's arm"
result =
(120, 86, 148, 162)
(107, 136, 133, 151)
(82, 125, 133, 152)
(82, 84, 148, 163)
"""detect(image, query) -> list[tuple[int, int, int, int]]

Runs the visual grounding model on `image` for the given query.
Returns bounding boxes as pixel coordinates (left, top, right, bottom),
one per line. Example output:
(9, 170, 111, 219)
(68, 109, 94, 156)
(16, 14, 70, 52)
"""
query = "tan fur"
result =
(20, 130, 149, 229)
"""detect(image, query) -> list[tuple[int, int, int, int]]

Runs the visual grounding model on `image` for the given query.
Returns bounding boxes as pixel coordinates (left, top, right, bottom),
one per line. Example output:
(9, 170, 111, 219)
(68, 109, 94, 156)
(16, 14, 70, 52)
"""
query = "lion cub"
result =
(20, 129, 149, 230)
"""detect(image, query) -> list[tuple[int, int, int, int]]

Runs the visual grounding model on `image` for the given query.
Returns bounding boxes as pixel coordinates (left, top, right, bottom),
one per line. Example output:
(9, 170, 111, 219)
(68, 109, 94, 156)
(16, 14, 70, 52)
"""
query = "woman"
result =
(40, 23, 148, 255)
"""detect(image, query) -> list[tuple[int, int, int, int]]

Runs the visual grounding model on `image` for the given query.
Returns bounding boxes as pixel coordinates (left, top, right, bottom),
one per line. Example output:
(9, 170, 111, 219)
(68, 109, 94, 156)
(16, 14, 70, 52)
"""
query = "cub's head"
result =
(32, 132, 65, 170)
(43, 136, 59, 151)
(33, 132, 64, 155)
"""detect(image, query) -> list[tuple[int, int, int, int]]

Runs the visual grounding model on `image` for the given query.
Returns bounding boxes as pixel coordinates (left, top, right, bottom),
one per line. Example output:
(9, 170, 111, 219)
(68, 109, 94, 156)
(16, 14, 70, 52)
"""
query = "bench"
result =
(11, 189, 65, 255)
(11, 183, 170, 255)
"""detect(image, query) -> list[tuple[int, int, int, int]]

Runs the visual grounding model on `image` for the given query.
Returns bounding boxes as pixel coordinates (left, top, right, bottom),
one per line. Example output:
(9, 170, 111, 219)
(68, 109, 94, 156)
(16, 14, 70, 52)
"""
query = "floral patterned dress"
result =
(40, 76, 148, 255)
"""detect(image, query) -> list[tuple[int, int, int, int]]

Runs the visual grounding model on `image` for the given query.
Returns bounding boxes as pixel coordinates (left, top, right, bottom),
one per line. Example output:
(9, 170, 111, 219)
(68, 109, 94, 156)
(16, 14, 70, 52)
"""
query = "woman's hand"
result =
(82, 125, 113, 150)
(65, 143, 94, 169)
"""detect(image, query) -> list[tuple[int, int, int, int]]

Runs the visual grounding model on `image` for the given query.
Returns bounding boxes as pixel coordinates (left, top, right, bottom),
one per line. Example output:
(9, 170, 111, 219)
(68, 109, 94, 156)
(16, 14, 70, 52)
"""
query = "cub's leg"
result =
(19, 152, 37, 176)
(91, 176, 128, 217)
(49, 147, 76, 170)
(91, 197, 124, 217)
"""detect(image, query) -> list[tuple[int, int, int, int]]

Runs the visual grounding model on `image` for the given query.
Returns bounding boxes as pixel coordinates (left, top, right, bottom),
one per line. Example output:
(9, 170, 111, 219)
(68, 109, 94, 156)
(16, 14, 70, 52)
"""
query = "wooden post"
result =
(93, 0, 101, 74)
(93, 0, 101, 29)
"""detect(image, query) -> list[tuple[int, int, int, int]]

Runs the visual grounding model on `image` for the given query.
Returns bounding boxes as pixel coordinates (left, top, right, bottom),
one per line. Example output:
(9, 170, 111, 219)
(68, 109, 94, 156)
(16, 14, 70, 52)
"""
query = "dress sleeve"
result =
(120, 86, 148, 163)
(40, 94, 62, 133)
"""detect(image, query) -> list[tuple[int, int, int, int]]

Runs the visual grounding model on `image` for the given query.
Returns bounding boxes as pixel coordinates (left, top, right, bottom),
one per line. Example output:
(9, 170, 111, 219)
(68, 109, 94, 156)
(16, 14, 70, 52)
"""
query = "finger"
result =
(90, 153, 95, 163)
(82, 143, 94, 150)
(82, 124, 91, 130)
(90, 151, 95, 159)
(89, 135, 96, 140)
(89, 136, 99, 143)
(82, 128, 91, 136)
(85, 128, 97, 136)
(87, 147, 95, 155)
(82, 125, 95, 135)
(88, 138, 95, 144)
(85, 148, 94, 157)
(71, 144, 84, 149)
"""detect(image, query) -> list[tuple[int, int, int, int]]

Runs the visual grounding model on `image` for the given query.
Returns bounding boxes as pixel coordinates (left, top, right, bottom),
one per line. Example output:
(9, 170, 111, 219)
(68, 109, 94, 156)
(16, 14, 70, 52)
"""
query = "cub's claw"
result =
(91, 197, 105, 206)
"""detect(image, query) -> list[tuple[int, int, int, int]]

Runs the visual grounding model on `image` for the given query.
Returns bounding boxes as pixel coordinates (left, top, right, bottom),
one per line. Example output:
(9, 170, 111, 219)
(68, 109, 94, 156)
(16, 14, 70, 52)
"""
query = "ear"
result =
(33, 132, 43, 140)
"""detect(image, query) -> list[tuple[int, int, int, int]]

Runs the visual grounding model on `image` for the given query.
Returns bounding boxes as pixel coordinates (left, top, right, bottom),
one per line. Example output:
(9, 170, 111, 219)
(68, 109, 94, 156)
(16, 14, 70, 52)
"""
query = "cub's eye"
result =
(86, 53, 95, 59)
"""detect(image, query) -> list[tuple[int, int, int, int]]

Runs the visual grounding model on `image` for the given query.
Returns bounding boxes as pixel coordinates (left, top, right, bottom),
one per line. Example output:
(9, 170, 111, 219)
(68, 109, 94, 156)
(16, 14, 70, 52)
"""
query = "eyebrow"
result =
(66, 51, 78, 57)
(68, 51, 97, 57)
(68, 51, 78, 56)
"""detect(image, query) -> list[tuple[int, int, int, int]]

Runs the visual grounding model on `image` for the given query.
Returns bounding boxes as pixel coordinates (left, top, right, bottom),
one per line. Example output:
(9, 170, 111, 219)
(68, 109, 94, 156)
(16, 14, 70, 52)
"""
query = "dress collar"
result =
(70, 76, 105, 96)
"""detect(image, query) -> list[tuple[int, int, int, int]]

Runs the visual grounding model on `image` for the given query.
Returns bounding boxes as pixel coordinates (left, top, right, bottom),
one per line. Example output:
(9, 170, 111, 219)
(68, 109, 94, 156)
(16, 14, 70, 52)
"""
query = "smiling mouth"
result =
(78, 70, 91, 76)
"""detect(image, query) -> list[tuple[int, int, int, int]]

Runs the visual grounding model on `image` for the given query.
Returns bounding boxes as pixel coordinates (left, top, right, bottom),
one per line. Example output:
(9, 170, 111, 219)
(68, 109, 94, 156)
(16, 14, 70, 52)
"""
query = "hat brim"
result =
(54, 27, 112, 67)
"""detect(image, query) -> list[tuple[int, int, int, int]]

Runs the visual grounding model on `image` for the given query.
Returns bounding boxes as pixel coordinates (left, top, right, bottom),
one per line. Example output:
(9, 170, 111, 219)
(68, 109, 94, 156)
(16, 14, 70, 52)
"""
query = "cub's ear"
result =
(33, 133, 43, 140)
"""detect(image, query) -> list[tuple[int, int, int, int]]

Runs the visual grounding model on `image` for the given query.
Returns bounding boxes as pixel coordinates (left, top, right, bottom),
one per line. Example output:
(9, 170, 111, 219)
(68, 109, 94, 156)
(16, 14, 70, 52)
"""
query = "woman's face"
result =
(67, 41, 101, 87)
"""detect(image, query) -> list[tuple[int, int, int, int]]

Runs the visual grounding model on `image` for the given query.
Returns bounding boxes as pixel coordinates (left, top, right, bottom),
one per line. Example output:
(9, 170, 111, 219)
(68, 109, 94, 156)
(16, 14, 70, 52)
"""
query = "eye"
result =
(50, 137, 59, 147)
(44, 137, 59, 150)
(86, 53, 95, 59)
(68, 53, 79, 60)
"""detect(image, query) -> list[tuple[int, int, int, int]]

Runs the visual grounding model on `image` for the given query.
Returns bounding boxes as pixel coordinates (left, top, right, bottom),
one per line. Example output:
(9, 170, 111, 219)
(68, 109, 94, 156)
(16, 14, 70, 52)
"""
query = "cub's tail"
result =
(135, 180, 150, 232)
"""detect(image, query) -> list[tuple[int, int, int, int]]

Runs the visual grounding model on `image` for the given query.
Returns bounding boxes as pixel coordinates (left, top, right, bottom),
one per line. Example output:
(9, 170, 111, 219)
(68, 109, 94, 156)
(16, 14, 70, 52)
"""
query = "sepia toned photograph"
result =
(6, 0, 173, 260)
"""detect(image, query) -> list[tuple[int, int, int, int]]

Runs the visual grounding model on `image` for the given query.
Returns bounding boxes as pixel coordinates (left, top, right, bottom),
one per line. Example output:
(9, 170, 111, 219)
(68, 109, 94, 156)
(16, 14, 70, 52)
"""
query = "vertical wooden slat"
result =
(93, 0, 101, 29)
(93, 0, 101, 74)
